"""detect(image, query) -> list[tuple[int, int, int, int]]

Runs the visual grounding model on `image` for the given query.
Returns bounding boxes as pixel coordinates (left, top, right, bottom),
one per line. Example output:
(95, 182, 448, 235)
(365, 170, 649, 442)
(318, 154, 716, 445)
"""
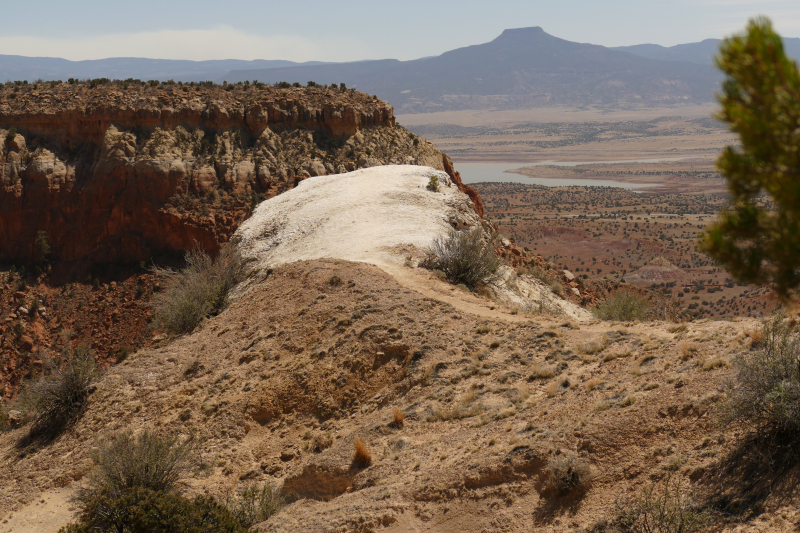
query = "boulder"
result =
(19, 335, 34, 352)
(7, 410, 23, 427)
(305, 160, 327, 177)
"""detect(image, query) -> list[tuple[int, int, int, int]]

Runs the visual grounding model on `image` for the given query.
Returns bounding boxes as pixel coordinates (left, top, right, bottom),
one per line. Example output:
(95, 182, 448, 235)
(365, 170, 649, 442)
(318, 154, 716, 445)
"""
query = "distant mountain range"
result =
(3, 27, 799, 112)
(612, 38, 800, 66)
(0, 56, 329, 83)
(225, 27, 721, 112)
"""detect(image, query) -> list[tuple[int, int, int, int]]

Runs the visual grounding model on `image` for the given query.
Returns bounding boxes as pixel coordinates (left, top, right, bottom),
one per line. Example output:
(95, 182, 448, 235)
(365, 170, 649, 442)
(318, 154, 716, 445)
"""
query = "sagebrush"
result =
(720, 313, 800, 436)
(592, 289, 650, 321)
(152, 243, 245, 334)
(601, 475, 712, 533)
(422, 226, 502, 289)
(544, 454, 592, 494)
(224, 483, 285, 528)
(18, 344, 98, 441)
(78, 429, 197, 505)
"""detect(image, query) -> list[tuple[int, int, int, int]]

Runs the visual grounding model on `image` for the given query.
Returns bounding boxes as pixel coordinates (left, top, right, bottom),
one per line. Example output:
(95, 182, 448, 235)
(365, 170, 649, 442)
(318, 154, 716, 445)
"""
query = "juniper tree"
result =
(699, 17, 800, 299)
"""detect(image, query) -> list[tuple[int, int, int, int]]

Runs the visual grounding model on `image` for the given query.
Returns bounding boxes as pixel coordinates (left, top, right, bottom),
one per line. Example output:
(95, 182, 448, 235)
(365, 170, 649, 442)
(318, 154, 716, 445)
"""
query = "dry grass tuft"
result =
(586, 379, 604, 392)
(668, 323, 688, 334)
(702, 357, 726, 371)
(391, 407, 405, 428)
(620, 395, 637, 408)
(680, 342, 699, 361)
(579, 335, 609, 356)
(744, 328, 764, 349)
(544, 454, 592, 494)
(353, 436, 372, 467)
(529, 362, 557, 380)
(603, 350, 631, 363)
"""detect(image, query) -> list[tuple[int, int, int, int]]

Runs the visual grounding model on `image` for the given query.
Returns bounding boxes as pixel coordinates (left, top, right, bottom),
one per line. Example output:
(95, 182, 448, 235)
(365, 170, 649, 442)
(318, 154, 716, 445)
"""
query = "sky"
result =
(1, 0, 798, 62)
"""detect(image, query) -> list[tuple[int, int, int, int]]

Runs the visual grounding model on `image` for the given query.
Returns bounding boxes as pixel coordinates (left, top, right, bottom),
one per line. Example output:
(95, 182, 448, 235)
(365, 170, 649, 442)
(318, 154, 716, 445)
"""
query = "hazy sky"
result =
(1, 0, 798, 62)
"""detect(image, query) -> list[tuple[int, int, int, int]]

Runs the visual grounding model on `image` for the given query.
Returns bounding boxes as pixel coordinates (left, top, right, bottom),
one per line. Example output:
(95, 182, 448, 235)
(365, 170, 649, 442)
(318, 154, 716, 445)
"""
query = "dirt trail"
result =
(378, 263, 534, 323)
(0, 489, 73, 533)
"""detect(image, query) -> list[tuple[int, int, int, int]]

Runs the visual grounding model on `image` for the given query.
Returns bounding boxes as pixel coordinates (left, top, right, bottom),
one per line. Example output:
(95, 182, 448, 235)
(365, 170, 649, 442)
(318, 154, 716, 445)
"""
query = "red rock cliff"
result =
(0, 82, 479, 263)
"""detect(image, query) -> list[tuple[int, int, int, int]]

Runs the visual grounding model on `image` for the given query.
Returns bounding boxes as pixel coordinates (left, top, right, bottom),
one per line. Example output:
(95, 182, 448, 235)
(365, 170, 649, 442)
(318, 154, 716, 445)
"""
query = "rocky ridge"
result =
(0, 82, 479, 264)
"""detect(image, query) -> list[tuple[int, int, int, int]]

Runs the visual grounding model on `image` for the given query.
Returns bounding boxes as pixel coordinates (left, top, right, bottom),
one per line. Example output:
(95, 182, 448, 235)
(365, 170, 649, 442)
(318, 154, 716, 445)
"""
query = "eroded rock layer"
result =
(0, 83, 470, 263)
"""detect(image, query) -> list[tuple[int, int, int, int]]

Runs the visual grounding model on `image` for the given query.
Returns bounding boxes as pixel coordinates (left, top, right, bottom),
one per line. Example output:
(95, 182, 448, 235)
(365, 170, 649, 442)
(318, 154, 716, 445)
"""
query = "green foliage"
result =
(422, 227, 502, 289)
(427, 175, 440, 192)
(61, 487, 246, 533)
(18, 344, 98, 441)
(151, 243, 245, 335)
(601, 474, 713, 533)
(5, 126, 16, 143)
(720, 313, 800, 436)
(698, 18, 800, 299)
(592, 289, 650, 321)
(35, 230, 50, 263)
(79, 429, 197, 502)
(224, 483, 285, 528)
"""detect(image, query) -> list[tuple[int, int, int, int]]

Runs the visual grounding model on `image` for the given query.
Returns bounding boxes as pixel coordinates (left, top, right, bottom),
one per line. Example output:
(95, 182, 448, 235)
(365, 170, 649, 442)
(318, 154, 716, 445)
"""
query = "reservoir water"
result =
(454, 160, 684, 190)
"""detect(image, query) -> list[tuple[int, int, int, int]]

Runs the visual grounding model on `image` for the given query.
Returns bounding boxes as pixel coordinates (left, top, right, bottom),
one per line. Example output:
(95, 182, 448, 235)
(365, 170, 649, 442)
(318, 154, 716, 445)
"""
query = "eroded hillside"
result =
(2, 259, 789, 532)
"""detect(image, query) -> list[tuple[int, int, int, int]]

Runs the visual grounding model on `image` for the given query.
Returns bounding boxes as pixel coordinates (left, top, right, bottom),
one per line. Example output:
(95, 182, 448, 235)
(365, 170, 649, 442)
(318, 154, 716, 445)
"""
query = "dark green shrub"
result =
(61, 487, 246, 533)
(720, 313, 800, 436)
(422, 227, 502, 289)
(5, 126, 16, 143)
(592, 289, 649, 321)
(698, 18, 800, 299)
(224, 483, 285, 528)
(151, 243, 244, 335)
(18, 344, 98, 441)
(35, 230, 50, 263)
(427, 175, 439, 192)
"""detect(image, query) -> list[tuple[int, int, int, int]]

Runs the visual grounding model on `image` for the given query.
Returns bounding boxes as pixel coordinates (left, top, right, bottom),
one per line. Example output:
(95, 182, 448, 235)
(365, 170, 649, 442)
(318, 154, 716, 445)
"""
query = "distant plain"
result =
(402, 105, 777, 319)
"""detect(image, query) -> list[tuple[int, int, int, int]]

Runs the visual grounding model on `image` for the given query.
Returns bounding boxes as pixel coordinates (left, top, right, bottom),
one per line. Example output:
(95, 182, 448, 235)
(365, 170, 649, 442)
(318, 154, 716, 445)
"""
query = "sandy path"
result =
(0, 488, 74, 533)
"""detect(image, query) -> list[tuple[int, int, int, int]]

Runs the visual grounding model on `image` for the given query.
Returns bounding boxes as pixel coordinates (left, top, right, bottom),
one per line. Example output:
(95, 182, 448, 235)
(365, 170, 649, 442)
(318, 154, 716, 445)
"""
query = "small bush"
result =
(5, 126, 16, 143)
(544, 454, 592, 494)
(353, 436, 372, 467)
(391, 407, 405, 428)
(549, 281, 565, 298)
(152, 243, 244, 335)
(605, 475, 712, 533)
(78, 429, 197, 505)
(61, 487, 246, 533)
(720, 313, 800, 436)
(422, 227, 502, 289)
(528, 363, 557, 380)
(224, 483, 284, 529)
(593, 289, 650, 321)
(19, 344, 98, 441)
(426, 175, 439, 192)
(35, 230, 50, 263)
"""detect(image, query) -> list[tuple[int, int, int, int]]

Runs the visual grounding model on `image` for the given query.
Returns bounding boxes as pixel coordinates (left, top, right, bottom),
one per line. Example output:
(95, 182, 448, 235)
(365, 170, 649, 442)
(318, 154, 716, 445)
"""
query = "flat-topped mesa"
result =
(0, 84, 394, 143)
(0, 82, 481, 264)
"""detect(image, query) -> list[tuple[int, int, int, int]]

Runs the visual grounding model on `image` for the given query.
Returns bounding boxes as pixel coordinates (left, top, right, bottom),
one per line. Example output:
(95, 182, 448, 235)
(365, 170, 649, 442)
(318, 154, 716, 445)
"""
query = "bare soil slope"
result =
(3, 258, 791, 532)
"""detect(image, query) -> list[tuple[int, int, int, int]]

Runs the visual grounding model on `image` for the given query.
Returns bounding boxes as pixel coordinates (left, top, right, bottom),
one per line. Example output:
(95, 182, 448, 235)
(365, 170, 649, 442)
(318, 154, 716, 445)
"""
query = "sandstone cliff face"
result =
(0, 83, 467, 263)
